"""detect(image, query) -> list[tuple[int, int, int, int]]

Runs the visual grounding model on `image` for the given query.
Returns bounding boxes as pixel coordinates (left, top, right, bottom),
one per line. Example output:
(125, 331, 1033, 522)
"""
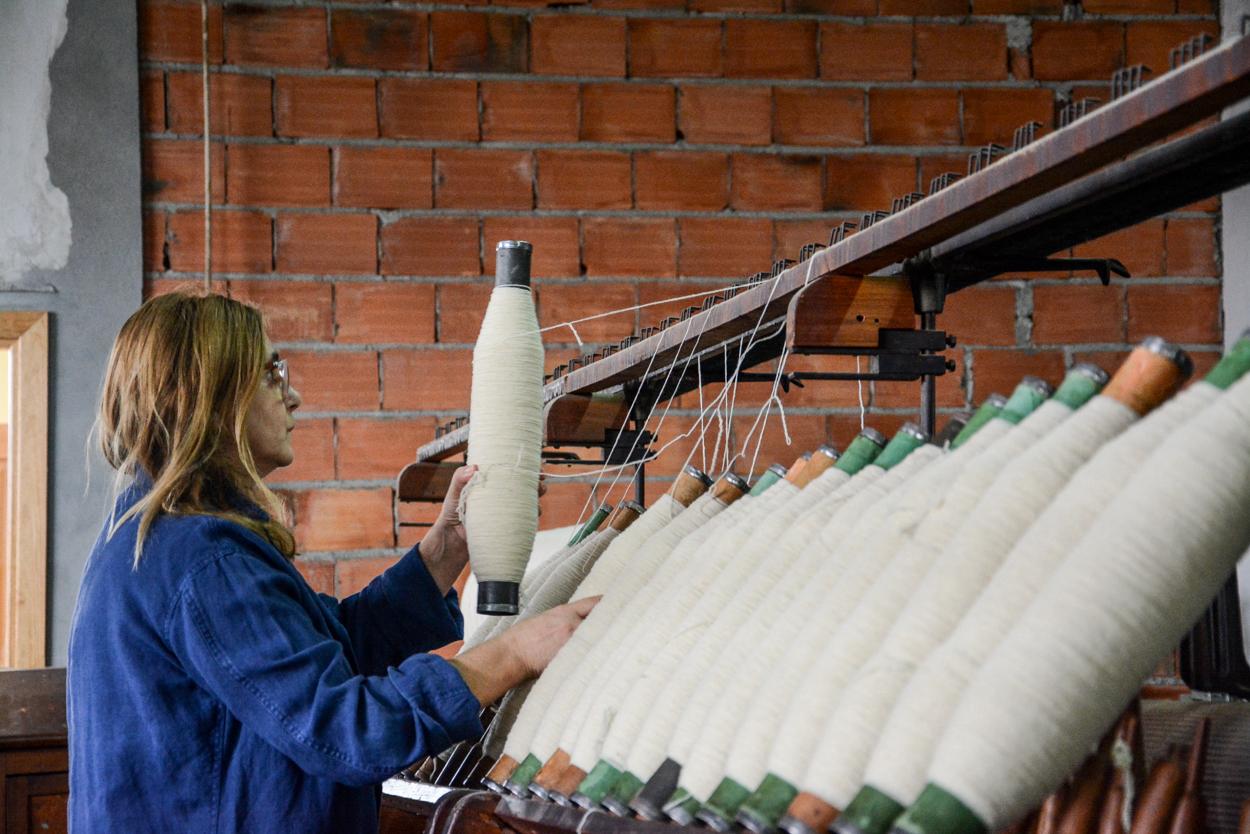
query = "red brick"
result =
(692, 0, 780, 11)
(640, 414, 701, 479)
(431, 12, 529, 73)
(538, 283, 638, 344)
(971, 349, 1066, 402)
(167, 210, 272, 274)
(335, 283, 436, 345)
(482, 217, 581, 279)
(972, 0, 1063, 10)
(1072, 220, 1165, 278)
(879, 0, 968, 11)
(167, 72, 273, 137)
(140, 71, 164, 133)
(730, 413, 830, 475)
(1127, 22, 1219, 77)
(438, 283, 495, 343)
(918, 154, 967, 193)
(1032, 21, 1124, 82)
(787, 0, 875, 11)
(870, 88, 961, 146)
(1085, 0, 1173, 12)
(774, 88, 864, 147)
(286, 350, 380, 411)
(628, 19, 722, 78)
(725, 20, 817, 79)
(330, 9, 428, 71)
(962, 88, 1054, 147)
(581, 83, 676, 143)
(773, 219, 832, 262)
(381, 218, 481, 277)
(338, 417, 440, 481)
(732, 154, 824, 212)
(1032, 284, 1125, 344)
(227, 144, 330, 207)
(276, 214, 377, 275)
(293, 489, 393, 552)
(140, 0, 223, 63)
(678, 85, 771, 146)
(293, 559, 335, 595)
(941, 284, 1018, 346)
(536, 150, 632, 210)
(229, 280, 334, 342)
(336, 556, 404, 596)
(275, 76, 376, 139)
(481, 82, 579, 142)
(382, 349, 475, 411)
(333, 147, 432, 210)
(1127, 285, 1221, 344)
(396, 501, 441, 550)
(635, 152, 729, 211)
(224, 6, 328, 68)
(876, 351, 966, 409)
(269, 418, 335, 484)
(146, 277, 227, 300)
(595, 0, 685, 8)
(532, 17, 626, 77)
(1165, 218, 1218, 278)
(820, 23, 912, 82)
(1176, 0, 1216, 11)
(636, 281, 710, 330)
(582, 218, 677, 278)
(144, 139, 225, 203)
(824, 155, 917, 213)
(915, 24, 1008, 82)
(379, 79, 479, 141)
(538, 483, 600, 531)
(434, 149, 534, 210)
(144, 211, 166, 272)
(680, 218, 773, 278)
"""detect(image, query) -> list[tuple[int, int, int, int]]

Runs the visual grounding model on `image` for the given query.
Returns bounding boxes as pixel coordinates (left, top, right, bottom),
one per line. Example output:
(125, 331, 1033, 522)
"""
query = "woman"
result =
(67, 292, 595, 833)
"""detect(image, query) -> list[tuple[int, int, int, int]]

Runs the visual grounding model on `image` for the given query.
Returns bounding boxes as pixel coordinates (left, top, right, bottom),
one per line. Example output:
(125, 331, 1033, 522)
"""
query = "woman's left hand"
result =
(419, 468, 549, 594)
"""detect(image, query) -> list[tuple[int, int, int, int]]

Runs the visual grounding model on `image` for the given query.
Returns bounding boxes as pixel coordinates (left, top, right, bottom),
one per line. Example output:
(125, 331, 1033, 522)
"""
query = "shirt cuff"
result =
(390, 653, 484, 747)
(377, 544, 465, 653)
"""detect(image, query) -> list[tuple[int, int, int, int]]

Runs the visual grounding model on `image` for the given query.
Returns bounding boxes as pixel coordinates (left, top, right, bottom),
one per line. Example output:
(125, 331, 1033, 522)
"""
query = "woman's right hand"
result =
(501, 596, 600, 678)
(448, 596, 600, 706)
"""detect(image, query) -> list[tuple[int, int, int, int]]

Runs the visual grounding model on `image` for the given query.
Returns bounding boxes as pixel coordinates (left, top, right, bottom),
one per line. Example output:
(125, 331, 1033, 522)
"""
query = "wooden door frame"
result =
(0, 312, 49, 669)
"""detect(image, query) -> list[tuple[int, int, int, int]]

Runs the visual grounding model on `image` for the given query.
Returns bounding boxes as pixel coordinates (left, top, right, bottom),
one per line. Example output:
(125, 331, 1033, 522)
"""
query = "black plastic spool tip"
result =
(570, 792, 598, 810)
(495, 240, 533, 288)
(478, 581, 520, 615)
(602, 796, 634, 817)
(698, 808, 737, 832)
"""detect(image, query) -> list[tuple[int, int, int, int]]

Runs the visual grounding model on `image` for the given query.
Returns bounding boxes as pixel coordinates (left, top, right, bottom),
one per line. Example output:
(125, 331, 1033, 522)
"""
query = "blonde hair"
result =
(99, 291, 297, 564)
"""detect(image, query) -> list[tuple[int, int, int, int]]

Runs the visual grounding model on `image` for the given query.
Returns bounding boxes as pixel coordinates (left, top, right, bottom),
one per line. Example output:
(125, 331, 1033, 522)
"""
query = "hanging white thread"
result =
(464, 287, 544, 589)
(857, 356, 866, 430)
(929, 372, 1250, 830)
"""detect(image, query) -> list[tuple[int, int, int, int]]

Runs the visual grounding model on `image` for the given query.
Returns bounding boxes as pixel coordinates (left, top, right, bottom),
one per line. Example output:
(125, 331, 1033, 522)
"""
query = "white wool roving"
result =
(920, 371, 1250, 832)
(672, 428, 929, 801)
(719, 444, 945, 795)
(725, 400, 1045, 800)
(502, 485, 732, 766)
(561, 476, 800, 771)
(866, 355, 1217, 812)
(576, 493, 682, 599)
(752, 396, 1049, 793)
(660, 462, 895, 785)
(798, 372, 1105, 808)
(465, 242, 545, 615)
(595, 461, 857, 777)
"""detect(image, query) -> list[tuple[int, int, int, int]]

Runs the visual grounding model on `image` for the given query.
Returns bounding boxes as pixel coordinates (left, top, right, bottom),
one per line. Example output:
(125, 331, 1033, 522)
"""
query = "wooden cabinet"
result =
(0, 669, 68, 834)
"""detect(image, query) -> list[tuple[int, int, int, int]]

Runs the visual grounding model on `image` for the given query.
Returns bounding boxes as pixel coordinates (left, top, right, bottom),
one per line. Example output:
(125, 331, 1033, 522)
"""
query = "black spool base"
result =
(478, 581, 520, 615)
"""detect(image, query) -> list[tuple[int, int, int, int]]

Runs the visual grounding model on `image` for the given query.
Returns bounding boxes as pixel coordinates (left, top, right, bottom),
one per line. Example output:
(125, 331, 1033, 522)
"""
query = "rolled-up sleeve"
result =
(167, 549, 482, 787)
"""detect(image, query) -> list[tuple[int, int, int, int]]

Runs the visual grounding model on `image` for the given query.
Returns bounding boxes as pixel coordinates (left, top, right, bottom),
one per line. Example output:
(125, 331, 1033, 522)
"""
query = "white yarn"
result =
(597, 468, 854, 777)
(464, 286, 544, 588)
(929, 372, 1250, 829)
(719, 446, 943, 795)
(502, 489, 728, 765)
(865, 383, 1220, 809)
(563, 482, 799, 770)
(805, 397, 1130, 810)
(577, 493, 681, 599)
(630, 467, 885, 780)
(659, 465, 887, 799)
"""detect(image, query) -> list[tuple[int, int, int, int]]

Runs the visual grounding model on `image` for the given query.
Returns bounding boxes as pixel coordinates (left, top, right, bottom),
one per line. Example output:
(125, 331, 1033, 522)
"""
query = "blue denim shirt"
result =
(67, 483, 482, 833)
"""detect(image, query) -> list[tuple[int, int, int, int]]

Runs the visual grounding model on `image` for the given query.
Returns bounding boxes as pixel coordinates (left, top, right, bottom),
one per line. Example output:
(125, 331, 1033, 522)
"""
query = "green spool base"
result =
(665, 791, 703, 826)
(739, 772, 799, 831)
(575, 759, 623, 806)
(506, 753, 543, 792)
(893, 784, 988, 834)
(705, 776, 754, 821)
(836, 785, 907, 834)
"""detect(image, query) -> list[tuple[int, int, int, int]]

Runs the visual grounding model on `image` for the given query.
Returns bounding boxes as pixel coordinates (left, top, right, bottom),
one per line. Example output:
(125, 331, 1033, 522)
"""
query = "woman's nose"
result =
(286, 385, 302, 411)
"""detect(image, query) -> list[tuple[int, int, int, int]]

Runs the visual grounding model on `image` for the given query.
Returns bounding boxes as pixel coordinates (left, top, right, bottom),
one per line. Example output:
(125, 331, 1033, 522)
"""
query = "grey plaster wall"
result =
(0, 0, 143, 663)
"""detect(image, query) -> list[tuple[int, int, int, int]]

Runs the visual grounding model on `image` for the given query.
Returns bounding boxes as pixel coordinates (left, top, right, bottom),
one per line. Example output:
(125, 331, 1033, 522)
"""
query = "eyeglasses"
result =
(265, 357, 291, 399)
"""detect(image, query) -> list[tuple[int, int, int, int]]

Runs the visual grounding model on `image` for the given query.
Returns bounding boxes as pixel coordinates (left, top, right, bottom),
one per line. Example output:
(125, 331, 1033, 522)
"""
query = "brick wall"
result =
(137, 0, 1222, 596)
